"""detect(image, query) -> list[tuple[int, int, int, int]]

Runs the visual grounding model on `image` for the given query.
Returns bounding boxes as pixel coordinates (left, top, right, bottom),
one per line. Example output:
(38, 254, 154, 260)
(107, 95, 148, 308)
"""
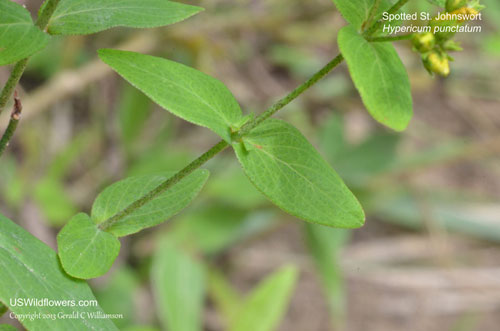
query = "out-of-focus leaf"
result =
(269, 45, 323, 77)
(117, 84, 152, 155)
(173, 206, 275, 255)
(0, 302, 7, 316)
(33, 130, 95, 225)
(0, 325, 16, 331)
(426, 0, 446, 7)
(481, 0, 500, 29)
(304, 224, 350, 330)
(229, 265, 298, 331)
(127, 148, 194, 176)
(34, 178, 77, 226)
(57, 213, 121, 279)
(99, 49, 242, 142)
(0, 214, 118, 330)
(233, 119, 365, 228)
(91, 170, 209, 237)
(338, 25, 413, 131)
(204, 165, 265, 209)
(0, 156, 25, 207)
(95, 268, 139, 328)
(482, 34, 500, 56)
(319, 114, 345, 162)
(208, 269, 242, 324)
(151, 237, 205, 331)
(0, 0, 49, 65)
(330, 0, 394, 29)
(372, 190, 500, 242)
(47, 0, 203, 35)
(122, 327, 160, 331)
(334, 133, 400, 184)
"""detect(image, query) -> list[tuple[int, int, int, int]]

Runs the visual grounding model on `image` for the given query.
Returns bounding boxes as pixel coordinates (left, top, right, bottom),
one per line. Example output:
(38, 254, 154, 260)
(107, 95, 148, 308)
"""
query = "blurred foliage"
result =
(0, 0, 499, 329)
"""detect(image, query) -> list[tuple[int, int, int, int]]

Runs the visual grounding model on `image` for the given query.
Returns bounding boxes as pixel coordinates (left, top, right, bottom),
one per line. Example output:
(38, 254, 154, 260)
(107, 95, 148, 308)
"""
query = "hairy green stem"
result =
(35, 0, 61, 30)
(97, 1, 409, 231)
(0, 59, 28, 115)
(240, 53, 344, 134)
(99, 54, 345, 230)
(0, 94, 22, 157)
(363, 0, 412, 37)
(0, 0, 60, 115)
(363, 0, 382, 31)
(368, 33, 414, 42)
(98, 140, 229, 231)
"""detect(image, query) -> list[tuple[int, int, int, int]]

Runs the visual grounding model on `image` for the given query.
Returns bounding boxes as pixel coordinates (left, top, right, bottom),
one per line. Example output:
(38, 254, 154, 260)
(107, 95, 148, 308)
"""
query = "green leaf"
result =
(229, 265, 298, 331)
(91, 170, 209, 237)
(152, 237, 205, 331)
(333, 133, 400, 185)
(57, 213, 121, 279)
(98, 49, 242, 142)
(0, 0, 49, 65)
(95, 268, 139, 328)
(338, 25, 413, 131)
(118, 84, 153, 155)
(47, 0, 203, 35)
(172, 206, 275, 255)
(304, 224, 349, 329)
(0, 302, 7, 316)
(330, 0, 394, 30)
(123, 327, 160, 331)
(207, 268, 242, 323)
(233, 119, 365, 228)
(426, 0, 446, 7)
(0, 325, 16, 331)
(34, 178, 77, 226)
(0, 214, 118, 330)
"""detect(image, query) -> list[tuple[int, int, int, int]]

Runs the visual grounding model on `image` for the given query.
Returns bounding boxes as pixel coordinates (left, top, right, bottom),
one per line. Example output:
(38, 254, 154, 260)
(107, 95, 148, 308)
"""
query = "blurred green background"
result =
(0, 0, 499, 330)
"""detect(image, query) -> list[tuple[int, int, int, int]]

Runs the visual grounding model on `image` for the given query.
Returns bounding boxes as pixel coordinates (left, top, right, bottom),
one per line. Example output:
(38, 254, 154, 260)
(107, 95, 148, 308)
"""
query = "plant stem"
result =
(35, 0, 61, 30)
(363, 0, 382, 32)
(363, 0, 412, 37)
(0, 0, 60, 115)
(0, 59, 28, 115)
(367, 33, 414, 42)
(98, 1, 408, 231)
(99, 53, 345, 230)
(98, 140, 229, 231)
(240, 53, 344, 134)
(0, 93, 22, 157)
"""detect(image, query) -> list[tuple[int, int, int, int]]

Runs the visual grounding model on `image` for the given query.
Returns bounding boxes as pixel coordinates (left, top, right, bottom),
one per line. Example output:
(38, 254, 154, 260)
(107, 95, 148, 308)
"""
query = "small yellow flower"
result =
(450, 7, 480, 22)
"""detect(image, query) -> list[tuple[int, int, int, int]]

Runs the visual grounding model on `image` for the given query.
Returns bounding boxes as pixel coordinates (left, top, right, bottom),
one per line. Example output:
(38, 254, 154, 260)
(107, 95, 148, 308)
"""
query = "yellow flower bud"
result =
(424, 52, 450, 77)
(412, 32, 436, 53)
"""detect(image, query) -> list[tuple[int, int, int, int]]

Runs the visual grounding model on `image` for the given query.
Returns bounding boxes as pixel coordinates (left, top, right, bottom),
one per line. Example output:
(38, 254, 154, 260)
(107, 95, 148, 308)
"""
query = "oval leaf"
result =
(0, 0, 49, 65)
(234, 119, 365, 228)
(57, 213, 120, 279)
(0, 214, 118, 330)
(151, 237, 205, 331)
(47, 0, 203, 35)
(91, 170, 209, 237)
(338, 25, 413, 131)
(229, 265, 298, 331)
(98, 49, 242, 142)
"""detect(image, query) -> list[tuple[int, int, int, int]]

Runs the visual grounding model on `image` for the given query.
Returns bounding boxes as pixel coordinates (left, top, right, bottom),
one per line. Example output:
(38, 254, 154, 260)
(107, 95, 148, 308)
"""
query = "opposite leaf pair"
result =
(58, 49, 365, 280)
